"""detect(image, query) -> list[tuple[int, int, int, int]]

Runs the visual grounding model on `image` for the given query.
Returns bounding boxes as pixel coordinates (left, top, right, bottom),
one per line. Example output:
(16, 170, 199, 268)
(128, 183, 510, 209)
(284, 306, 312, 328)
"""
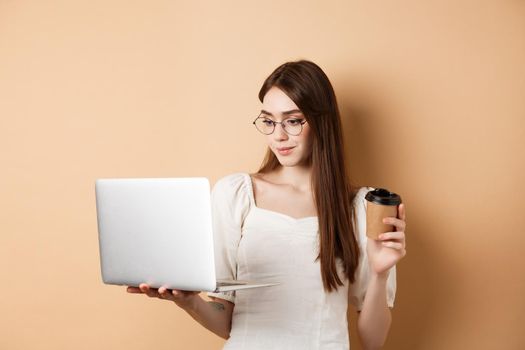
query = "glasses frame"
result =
(252, 114, 308, 136)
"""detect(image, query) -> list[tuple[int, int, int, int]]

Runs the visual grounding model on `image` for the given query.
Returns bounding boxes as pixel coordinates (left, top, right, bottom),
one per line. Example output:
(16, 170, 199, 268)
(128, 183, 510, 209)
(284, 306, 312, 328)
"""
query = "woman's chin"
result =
(276, 156, 302, 167)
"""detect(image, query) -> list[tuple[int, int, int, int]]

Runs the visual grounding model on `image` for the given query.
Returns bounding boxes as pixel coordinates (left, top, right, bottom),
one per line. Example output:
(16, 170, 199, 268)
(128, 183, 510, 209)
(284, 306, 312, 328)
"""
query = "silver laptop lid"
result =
(95, 177, 216, 291)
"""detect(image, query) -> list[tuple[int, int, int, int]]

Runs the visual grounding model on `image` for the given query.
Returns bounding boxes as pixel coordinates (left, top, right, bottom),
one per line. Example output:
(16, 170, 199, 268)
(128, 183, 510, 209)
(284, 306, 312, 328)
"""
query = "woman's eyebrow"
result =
(260, 109, 302, 116)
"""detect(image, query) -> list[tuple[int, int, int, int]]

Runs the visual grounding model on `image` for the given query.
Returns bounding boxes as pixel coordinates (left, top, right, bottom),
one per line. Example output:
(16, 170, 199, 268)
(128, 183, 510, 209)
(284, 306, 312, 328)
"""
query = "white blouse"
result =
(207, 172, 396, 350)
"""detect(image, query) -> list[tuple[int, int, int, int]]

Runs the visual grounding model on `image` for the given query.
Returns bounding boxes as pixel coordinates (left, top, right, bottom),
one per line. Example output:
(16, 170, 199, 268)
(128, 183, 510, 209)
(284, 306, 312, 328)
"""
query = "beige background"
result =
(1, 1, 524, 349)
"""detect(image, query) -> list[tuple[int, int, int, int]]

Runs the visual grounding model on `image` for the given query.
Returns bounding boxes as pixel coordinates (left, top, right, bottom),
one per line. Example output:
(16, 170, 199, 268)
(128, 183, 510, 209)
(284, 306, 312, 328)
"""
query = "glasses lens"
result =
(283, 119, 303, 135)
(254, 117, 274, 134)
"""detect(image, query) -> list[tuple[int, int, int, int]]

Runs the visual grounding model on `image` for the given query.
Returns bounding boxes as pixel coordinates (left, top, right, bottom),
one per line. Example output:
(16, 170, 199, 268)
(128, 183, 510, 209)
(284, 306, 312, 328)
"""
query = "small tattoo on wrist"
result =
(209, 301, 225, 311)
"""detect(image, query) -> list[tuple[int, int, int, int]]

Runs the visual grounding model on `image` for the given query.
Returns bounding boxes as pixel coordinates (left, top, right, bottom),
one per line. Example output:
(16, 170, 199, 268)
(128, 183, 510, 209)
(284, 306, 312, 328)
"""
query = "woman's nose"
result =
(272, 123, 289, 140)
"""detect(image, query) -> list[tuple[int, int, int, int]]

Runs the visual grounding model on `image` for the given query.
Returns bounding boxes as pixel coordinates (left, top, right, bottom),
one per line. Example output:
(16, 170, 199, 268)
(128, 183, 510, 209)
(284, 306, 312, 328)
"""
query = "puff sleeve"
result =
(348, 186, 397, 311)
(206, 173, 251, 303)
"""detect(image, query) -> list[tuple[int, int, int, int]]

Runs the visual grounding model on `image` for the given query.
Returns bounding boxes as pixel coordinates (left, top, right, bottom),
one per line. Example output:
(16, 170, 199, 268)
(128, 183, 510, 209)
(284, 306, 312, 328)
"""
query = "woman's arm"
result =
(127, 284, 234, 339)
(185, 295, 234, 339)
(356, 272, 392, 349)
(357, 203, 407, 349)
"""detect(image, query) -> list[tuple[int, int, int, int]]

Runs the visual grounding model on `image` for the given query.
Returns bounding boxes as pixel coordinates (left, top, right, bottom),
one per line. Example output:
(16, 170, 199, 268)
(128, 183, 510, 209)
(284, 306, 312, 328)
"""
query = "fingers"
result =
(383, 212, 406, 232)
(126, 284, 157, 296)
(381, 241, 404, 250)
(158, 286, 174, 300)
(127, 283, 199, 302)
(136, 283, 158, 298)
(137, 284, 171, 299)
(399, 203, 406, 221)
(378, 231, 404, 241)
(379, 231, 406, 250)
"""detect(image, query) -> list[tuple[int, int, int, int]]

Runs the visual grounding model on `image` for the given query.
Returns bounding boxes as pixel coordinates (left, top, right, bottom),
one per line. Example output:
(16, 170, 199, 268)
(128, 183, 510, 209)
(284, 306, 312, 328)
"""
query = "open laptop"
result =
(95, 177, 278, 292)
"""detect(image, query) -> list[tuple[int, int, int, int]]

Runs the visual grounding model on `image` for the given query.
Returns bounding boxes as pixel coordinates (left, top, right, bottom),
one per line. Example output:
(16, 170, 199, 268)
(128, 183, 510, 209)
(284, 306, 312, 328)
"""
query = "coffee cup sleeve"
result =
(348, 186, 397, 311)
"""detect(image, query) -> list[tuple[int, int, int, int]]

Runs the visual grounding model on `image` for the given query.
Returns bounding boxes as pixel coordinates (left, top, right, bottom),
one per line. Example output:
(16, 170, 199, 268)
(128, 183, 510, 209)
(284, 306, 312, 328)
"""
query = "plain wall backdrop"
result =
(1, 1, 524, 349)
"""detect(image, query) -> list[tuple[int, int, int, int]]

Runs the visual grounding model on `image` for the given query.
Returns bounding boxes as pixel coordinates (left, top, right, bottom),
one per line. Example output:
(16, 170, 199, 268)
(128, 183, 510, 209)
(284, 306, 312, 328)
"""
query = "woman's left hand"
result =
(366, 203, 407, 276)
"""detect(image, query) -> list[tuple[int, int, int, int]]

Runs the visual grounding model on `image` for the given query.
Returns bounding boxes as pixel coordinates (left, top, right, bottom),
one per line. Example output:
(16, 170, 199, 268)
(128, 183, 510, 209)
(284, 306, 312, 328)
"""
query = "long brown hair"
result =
(256, 59, 359, 292)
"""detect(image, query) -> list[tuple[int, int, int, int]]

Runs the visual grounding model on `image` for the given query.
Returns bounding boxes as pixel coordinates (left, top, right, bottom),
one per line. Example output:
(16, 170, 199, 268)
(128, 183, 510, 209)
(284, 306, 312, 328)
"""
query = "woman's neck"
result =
(270, 165, 312, 192)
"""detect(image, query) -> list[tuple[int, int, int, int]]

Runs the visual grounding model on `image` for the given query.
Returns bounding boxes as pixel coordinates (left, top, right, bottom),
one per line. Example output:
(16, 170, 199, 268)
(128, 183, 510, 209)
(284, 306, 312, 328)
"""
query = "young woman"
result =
(127, 59, 407, 349)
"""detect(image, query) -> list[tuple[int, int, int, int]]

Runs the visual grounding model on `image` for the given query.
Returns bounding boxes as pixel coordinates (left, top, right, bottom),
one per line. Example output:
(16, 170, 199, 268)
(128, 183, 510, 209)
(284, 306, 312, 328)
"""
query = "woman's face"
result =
(259, 86, 313, 167)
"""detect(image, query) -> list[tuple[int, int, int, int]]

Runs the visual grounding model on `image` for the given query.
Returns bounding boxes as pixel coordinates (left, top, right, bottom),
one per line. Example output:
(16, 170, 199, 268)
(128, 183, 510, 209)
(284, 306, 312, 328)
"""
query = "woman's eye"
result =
(262, 119, 274, 126)
(285, 119, 302, 126)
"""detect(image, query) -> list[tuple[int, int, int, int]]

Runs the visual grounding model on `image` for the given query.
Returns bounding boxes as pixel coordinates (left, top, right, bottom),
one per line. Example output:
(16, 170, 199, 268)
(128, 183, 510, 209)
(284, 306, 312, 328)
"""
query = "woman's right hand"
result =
(126, 283, 201, 311)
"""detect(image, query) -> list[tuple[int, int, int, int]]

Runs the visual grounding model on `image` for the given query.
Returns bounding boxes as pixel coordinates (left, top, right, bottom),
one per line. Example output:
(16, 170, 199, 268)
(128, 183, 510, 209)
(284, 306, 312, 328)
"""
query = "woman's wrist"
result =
(177, 294, 202, 313)
(370, 270, 390, 282)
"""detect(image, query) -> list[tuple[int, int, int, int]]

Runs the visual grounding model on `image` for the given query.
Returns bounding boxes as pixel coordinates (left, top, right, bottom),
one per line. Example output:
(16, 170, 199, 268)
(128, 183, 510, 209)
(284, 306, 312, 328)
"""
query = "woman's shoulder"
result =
(352, 186, 375, 208)
(211, 172, 252, 202)
(351, 186, 375, 242)
(211, 172, 252, 219)
(213, 172, 248, 191)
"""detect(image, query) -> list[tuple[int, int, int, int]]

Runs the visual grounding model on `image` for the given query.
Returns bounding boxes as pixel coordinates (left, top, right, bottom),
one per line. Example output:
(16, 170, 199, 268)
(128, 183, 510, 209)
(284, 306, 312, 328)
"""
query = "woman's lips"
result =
(277, 146, 295, 155)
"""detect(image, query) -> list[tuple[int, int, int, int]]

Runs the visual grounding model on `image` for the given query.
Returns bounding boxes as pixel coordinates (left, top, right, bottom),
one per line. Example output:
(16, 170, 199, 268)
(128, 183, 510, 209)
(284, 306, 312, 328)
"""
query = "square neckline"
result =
(244, 172, 318, 222)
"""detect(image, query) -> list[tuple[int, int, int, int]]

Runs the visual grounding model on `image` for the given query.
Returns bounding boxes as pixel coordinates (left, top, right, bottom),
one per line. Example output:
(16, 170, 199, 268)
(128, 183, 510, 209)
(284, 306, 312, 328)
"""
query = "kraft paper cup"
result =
(365, 188, 402, 240)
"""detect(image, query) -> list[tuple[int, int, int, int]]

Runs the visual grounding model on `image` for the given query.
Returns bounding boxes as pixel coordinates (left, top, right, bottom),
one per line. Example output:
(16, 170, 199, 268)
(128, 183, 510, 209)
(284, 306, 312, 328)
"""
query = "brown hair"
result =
(256, 59, 359, 292)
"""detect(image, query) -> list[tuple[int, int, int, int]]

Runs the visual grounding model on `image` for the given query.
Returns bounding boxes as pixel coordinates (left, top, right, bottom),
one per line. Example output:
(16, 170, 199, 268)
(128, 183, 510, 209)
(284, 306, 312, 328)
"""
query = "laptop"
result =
(95, 177, 278, 292)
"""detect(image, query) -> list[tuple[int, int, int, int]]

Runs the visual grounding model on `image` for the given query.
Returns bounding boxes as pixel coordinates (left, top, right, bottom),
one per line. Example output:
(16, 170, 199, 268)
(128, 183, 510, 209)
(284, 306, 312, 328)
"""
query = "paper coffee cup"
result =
(365, 188, 402, 240)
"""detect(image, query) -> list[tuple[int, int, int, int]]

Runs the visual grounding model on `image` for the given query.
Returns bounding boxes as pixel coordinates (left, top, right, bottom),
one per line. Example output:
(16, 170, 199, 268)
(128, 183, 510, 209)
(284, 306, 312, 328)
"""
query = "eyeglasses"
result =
(252, 115, 308, 136)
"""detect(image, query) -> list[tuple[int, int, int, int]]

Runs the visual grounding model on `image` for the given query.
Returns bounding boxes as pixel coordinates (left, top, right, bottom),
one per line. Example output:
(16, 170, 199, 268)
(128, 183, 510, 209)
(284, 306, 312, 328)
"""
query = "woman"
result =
(127, 59, 407, 349)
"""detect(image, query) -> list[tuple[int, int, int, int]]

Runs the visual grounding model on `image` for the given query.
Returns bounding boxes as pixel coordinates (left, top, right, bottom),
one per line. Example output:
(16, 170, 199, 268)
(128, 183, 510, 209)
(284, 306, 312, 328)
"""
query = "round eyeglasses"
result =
(252, 115, 308, 136)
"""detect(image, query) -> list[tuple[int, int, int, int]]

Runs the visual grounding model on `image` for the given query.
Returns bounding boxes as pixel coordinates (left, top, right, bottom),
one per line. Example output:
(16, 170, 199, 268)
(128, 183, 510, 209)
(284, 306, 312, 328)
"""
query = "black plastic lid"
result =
(365, 188, 402, 206)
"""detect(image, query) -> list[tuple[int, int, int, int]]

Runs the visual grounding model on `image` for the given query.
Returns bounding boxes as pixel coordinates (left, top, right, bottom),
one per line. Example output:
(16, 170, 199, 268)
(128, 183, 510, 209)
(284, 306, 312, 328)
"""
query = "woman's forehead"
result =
(262, 87, 301, 115)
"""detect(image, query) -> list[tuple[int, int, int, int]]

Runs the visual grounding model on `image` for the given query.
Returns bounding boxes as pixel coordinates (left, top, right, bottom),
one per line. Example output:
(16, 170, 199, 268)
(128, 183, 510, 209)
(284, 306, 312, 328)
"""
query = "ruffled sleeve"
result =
(348, 186, 397, 311)
(206, 173, 251, 303)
